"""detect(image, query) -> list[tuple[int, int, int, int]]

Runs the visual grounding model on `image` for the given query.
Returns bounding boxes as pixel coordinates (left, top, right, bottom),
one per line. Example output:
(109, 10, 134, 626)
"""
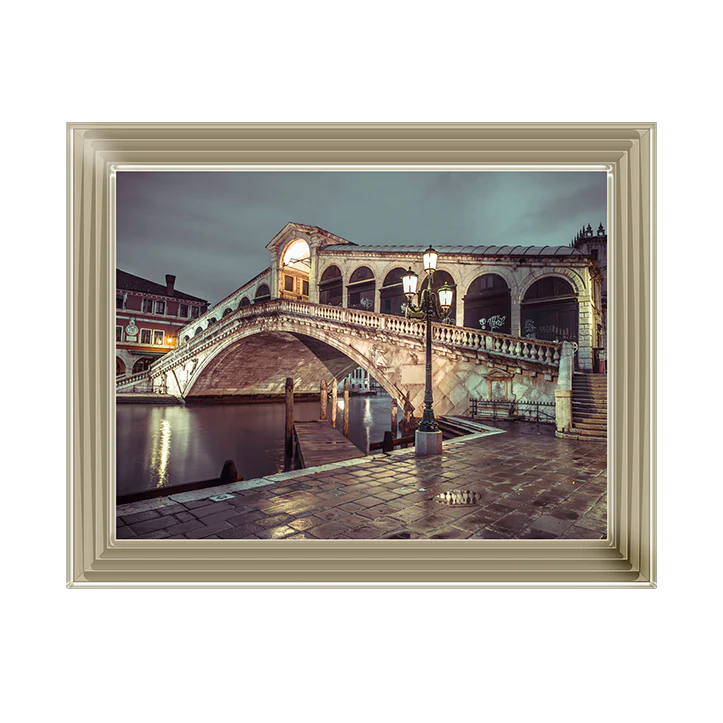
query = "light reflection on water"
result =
(116, 395, 401, 497)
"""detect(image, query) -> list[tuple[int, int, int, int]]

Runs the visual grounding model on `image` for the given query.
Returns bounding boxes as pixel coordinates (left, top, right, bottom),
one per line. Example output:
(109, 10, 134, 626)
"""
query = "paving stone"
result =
(183, 521, 234, 539)
(529, 515, 576, 536)
(120, 509, 162, 525)
(129, 516, 178, 535)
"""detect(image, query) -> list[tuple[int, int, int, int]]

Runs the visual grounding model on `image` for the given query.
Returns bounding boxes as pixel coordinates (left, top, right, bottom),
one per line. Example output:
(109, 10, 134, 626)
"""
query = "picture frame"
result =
(67, 122, 655, 588)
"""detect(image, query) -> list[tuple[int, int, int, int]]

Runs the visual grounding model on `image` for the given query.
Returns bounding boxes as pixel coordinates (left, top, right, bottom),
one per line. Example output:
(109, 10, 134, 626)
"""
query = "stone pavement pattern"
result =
(117, 423, 607, 541)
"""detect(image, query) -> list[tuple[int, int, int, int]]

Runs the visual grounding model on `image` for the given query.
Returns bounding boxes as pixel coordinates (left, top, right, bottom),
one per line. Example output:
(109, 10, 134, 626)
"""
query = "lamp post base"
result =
(415, 429, 443, 456)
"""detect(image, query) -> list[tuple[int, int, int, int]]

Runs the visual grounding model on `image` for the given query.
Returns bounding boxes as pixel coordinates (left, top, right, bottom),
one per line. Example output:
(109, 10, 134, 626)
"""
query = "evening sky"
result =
(116, 171, 607, 304)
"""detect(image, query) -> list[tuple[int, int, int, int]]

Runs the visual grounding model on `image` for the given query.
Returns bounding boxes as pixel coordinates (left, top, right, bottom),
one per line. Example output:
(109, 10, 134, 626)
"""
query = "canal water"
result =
(116, 395, 400, 496)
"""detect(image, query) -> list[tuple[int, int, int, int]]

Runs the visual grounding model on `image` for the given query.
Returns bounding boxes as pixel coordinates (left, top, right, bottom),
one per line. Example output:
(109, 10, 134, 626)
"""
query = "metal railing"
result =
(470, 398, 555, 423)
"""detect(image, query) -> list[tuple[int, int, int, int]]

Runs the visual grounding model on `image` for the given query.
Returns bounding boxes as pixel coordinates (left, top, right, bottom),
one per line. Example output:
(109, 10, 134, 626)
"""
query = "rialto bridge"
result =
(117, 221, 603, 422)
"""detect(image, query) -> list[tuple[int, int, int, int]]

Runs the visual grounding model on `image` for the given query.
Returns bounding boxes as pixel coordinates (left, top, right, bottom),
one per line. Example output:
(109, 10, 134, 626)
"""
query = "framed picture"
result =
(67, 122, 655, 587)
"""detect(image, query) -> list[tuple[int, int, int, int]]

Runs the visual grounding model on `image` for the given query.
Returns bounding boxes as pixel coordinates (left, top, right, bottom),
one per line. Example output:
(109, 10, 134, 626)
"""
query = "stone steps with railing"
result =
(558, 372, 607, 442)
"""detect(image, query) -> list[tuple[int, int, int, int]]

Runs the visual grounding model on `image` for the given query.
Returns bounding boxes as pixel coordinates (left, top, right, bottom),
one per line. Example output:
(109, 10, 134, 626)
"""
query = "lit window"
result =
(140, 329, 152, 344)
(155, 300, 166, 315)
(153, 330, 164, 345)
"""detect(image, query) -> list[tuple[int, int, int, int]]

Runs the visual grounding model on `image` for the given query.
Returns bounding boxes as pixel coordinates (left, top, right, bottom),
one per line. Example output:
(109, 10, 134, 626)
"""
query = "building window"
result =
(302, 280, 309, 296)
(191, 306, 200, 318)
(142, 299, 153, 313)
(154, 300, 166, 315)
(153, 330, 164, 346)
(179, 303, 189, 317)
(591, 249, 599, 260)
(284, 275, 295, 292)
(140, 329, 152, 344)
(116, 326, 123, 342)
(116, 296, 124, 309)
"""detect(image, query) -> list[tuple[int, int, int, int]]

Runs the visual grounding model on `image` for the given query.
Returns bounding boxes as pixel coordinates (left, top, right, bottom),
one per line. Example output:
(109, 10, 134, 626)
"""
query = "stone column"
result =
(456, 293, 465, 327)
(554, 341, 574, 433)
(576, 293, 594, 371)
(511, 295, 522, 337)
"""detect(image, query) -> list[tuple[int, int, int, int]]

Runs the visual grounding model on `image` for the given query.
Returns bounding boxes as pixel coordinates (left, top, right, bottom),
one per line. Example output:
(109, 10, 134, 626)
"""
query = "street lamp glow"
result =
(423, 245, 438, 273)
(402, 267, 419, 297)
(438, 283, 453, 313)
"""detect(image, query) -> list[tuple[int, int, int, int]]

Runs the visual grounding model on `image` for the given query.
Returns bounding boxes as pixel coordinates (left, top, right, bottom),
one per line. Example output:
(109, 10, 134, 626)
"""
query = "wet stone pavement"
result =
(117, 423, 607, 541)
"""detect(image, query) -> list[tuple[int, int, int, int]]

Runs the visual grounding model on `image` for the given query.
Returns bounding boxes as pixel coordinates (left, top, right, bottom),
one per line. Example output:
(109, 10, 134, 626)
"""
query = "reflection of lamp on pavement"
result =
(402, 246, 454, 456)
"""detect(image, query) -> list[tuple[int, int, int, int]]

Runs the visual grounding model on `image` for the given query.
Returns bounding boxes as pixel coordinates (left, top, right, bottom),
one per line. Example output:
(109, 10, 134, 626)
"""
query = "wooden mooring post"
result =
(331, 378, 338, 428)
(343, 378, 349, 437)
(285, 377, 294, 461)
(391, 397, 398, 438)
(320, 379, 328, 421)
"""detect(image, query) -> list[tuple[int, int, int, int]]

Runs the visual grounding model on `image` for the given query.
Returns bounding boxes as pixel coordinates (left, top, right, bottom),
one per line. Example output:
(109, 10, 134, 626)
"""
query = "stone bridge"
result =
(128, 299, 562, 420)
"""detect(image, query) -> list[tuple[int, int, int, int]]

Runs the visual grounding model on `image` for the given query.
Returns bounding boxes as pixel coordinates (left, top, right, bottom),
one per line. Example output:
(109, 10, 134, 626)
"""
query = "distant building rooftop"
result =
(116, 269, 207, 303)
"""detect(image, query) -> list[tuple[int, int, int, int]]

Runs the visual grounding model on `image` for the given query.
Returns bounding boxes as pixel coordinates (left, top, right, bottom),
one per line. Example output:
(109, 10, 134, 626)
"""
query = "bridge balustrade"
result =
(160, 298, 561, 377)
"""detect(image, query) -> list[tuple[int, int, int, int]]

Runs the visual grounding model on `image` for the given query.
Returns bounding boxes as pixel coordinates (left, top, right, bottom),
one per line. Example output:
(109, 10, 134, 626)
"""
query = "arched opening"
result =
(207, 317, 218, 326)
(521, 276, 578, 342)
(347, 266, 375, 311)
(431, 270, 457, 325)
(254, 284, 271, 304)
(464, 274, 511, 332)
(182, 335, 190, 344)
(281, 238, 310, 301)
(240, 297, 251, 307)
(380, 268, 408, 317)
(318, 265, 343, 307)
(116, 357, 126, 377)
(132, 357, 154, 374)
(222, 307, 233, 317)
(194, 326, 203, 336)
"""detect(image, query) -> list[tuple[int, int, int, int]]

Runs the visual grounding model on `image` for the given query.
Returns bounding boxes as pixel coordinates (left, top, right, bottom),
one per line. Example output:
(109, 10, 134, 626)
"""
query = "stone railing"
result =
(116, 370, 152, 389)
(153, 298, 561, 374)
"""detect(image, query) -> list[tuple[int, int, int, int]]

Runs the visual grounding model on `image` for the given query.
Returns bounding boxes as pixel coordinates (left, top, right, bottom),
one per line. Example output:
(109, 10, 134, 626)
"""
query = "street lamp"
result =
(402, 245, 454, 455)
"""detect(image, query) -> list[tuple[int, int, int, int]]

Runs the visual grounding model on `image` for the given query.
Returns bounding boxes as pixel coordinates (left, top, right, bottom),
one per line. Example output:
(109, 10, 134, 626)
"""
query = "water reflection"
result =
(116, 395, 401, 497)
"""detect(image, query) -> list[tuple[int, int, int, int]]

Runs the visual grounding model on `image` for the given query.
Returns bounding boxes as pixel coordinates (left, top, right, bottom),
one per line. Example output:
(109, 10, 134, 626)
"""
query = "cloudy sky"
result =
(116, 171, 607, 304)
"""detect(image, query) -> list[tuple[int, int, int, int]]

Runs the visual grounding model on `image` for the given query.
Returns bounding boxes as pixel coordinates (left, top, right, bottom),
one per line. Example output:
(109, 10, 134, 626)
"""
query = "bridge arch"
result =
(222, 306, 234, 317)
(346, 265, 375, 311)
(179, 321, 406, 409)
(464, 273, 512, 332)
(116, 356, 126, 377)
(318, 265, 343, 307)
(254, 284, 271, 303)
(379, 267, 408, 317)
(520, 275, 579, 343)
(516, 268, 586, 302)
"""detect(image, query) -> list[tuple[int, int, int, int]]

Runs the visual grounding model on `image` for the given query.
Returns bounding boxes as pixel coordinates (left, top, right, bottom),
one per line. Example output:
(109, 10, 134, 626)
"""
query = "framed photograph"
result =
(67, 123, 655, 587)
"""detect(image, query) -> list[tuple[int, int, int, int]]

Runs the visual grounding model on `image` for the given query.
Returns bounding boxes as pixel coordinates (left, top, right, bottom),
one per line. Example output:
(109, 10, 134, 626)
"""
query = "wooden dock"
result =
(293, 420, 366, 469)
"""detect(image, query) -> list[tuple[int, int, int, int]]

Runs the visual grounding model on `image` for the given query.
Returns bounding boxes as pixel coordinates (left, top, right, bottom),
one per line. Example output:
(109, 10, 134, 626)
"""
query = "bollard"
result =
(285, 377, 294, 459)
(331, 378, 338, 427)
(343, 378, 349, 437)
(382, 431, 394, 453)
(391, 398, 398, 438)
(219, 460, 240, 484)
(320, 379, 328, 421)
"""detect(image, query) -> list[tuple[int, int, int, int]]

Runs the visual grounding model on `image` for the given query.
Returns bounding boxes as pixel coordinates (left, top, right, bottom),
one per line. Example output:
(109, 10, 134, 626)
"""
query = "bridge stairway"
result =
(560, 373, 607, 442)
(436, 416, 498, 438)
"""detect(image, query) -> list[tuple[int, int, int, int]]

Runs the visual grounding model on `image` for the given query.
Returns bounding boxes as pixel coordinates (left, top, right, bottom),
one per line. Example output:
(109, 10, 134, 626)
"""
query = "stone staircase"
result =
(562, 373, 607, 442)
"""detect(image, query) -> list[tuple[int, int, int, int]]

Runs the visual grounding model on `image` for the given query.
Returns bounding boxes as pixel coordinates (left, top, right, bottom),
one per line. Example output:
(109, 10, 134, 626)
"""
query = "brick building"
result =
(116, 269, 209, 378)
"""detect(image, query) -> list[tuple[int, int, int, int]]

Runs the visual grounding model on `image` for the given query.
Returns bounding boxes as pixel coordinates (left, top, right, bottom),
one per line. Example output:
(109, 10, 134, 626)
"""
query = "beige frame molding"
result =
(67, 123, 655, 588)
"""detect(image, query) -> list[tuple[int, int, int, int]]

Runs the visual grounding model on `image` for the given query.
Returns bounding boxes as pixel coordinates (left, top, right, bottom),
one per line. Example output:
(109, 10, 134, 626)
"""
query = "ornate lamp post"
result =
(402, 246, 454, 455)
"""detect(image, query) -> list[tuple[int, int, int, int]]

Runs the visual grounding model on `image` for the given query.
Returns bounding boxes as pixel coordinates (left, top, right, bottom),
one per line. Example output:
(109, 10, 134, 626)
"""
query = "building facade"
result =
(178, 222, 605, 372)
(116, 270, 209, 378)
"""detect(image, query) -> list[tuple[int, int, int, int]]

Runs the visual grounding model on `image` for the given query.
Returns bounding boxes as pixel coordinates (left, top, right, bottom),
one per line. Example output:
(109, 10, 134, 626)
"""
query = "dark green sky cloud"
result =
(117, 171, 607, 304)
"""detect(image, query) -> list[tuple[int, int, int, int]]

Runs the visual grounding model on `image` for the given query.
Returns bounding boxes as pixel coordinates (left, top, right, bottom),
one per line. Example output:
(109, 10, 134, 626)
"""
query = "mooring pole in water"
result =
(343, 378, 350, 437)
(320, 379, 328, 421)
(331, 378, 338, 428)
(391, 398, 398, 438)
(285, 377, 294, 461)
